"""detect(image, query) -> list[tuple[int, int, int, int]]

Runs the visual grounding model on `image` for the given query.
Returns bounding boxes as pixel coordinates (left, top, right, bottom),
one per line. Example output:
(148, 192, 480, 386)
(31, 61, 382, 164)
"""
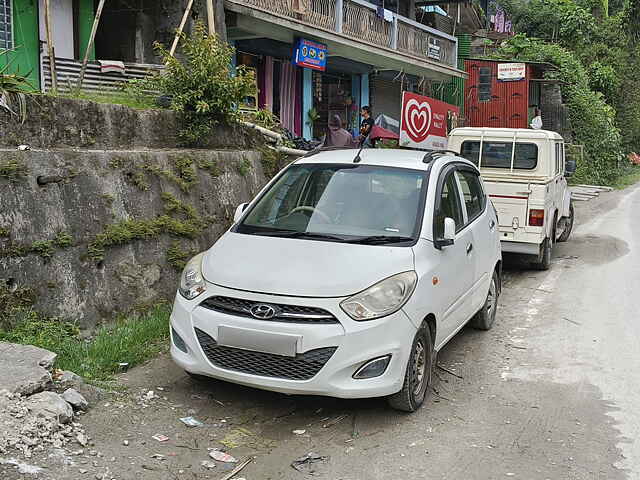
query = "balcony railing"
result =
(227, 0, 458, 69)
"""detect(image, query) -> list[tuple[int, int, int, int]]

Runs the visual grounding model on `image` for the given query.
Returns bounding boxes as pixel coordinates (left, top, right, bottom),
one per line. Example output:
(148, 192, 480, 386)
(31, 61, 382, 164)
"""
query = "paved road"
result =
(4, 183, 639, 480)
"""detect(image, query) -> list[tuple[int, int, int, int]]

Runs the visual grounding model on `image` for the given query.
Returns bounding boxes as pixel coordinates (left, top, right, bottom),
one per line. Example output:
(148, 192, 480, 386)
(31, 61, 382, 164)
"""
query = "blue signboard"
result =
(293, 38, 328, 71)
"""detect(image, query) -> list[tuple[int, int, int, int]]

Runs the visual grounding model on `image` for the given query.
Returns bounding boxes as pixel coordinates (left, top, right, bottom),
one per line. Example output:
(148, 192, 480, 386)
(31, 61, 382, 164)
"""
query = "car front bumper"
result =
(169, 284, 417, 399)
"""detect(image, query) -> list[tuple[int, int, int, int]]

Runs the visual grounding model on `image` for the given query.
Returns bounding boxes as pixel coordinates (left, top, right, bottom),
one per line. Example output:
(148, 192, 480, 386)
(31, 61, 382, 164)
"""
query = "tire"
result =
(470, 270, 499, 330)
(557, 202, 574, 242)
(531, 237, 552, 270)
(387, 327, 433, 413)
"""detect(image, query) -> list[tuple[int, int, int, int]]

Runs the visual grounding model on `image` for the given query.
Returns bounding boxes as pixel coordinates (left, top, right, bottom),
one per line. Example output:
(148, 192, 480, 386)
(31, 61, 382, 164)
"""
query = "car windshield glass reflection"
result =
(237, 164, 427, 244)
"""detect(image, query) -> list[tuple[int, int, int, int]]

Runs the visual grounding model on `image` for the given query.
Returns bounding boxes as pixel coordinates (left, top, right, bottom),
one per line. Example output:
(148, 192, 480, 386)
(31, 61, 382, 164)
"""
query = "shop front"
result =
(233, 37, 372, 142)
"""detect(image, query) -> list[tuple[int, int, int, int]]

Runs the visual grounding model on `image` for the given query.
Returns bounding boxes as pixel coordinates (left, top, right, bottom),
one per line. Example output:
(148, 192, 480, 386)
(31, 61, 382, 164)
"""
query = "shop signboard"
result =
(497, 62, 526, 81)
(399, 92, 459, 150)
(293, 38, 328, 71)
(427, 37, 441, 61)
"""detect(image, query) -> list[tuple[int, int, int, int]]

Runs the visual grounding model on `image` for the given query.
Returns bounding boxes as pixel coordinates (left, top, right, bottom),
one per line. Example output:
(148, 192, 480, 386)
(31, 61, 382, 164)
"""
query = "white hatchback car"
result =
(170, 148, 502, 412)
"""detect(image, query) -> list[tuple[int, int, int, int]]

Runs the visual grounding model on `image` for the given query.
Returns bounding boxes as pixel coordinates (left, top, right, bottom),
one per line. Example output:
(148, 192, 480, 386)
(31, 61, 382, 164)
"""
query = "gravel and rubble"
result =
(0, 390, 88, 458)
(0, 343, 96, 477)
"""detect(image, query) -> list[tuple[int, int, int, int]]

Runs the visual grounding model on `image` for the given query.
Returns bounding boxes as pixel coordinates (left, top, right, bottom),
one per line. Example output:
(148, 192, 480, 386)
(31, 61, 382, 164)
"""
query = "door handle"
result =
(489, 220, 496, 230)
(466, 243, 473, 254)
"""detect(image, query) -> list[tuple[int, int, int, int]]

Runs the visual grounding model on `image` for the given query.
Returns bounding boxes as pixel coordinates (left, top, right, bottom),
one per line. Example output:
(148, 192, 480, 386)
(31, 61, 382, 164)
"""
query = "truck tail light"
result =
(529, 209, 545, 227)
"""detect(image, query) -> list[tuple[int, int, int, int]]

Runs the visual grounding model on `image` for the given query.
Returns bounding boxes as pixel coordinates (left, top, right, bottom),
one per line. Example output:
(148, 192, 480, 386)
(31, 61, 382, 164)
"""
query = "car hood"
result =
(202, 232, 415, 298)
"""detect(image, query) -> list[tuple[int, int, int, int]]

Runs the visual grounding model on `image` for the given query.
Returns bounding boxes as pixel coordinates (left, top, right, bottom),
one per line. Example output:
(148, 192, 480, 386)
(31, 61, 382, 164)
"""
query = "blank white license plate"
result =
(217, 325, 300, 357)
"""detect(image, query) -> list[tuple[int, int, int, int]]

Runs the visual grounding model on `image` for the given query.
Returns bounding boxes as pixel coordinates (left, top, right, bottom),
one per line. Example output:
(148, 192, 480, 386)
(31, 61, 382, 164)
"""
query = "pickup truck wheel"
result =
(470, 270, 499, 330)
(531, 237, 552, 270)
(557, 202, 574, 242)
(387, 327, 432, 413)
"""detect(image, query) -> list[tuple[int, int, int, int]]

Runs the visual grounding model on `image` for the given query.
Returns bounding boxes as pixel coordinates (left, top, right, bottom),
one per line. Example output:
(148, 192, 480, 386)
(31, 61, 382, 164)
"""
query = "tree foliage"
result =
(496, 0, 639, 183)
(130, 22, 255, 146)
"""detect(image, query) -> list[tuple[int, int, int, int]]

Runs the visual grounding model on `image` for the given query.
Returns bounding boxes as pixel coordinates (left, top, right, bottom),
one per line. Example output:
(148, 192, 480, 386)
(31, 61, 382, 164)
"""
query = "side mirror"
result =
(565, 159, 576, 177)
(234, 203, 249, 223)
(435, 217, 456, 249)
(444, 217, 456, 243)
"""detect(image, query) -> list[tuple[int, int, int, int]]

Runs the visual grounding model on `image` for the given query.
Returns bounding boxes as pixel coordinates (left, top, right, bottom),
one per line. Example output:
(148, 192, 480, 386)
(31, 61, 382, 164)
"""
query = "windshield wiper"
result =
(257, 230, 347, 241)
(346, 235, 415, 245)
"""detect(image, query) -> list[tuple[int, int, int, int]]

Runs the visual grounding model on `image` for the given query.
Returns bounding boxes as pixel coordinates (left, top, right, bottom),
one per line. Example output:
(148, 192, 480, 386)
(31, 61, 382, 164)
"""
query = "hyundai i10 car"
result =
(170, 148, 502, 412)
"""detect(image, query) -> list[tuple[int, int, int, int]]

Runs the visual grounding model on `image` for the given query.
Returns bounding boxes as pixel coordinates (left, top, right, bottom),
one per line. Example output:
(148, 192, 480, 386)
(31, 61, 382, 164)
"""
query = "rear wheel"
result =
(387, 327, 433, 413)
(557, 202, 574, 242)
(531, 237, 552, 270)
(470, 270, 499, 330)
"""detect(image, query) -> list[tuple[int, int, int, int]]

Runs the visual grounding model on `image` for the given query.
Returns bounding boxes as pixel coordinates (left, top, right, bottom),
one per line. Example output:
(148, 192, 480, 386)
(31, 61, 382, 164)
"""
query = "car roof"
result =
(295, 148, 461, 171)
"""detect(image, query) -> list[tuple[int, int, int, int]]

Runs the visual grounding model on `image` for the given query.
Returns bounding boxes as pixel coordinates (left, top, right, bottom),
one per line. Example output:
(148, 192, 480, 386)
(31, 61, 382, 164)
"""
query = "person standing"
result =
(323, 115, 356, 148)
(359, 106, 374, 147)
(530, 108, 543, 129)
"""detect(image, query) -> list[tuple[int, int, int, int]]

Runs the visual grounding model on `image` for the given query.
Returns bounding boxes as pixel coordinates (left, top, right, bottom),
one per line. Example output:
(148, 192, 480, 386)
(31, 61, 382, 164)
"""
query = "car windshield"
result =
(236, 164, 428, 244)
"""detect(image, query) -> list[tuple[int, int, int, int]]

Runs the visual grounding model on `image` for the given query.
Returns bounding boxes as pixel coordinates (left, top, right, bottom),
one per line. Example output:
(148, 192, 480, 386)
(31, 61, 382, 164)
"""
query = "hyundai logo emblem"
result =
(250, 303, 277, 319)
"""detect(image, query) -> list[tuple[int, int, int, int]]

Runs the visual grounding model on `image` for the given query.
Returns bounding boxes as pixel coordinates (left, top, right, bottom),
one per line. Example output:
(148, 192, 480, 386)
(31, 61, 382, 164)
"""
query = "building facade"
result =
(226, 0, 466, 139)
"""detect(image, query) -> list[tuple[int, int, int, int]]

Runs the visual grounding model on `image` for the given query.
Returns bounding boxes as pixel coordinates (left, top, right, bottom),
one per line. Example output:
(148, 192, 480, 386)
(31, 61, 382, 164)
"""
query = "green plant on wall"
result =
(127, 22, 256, 146)
(0, 50, 36, 123)
(306, 107, 319, 127)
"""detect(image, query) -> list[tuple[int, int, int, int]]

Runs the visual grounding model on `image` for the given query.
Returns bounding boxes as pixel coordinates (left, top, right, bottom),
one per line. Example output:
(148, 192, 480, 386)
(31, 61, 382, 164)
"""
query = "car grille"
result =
(199, 296, 339, 324)
(195, 328, 337, 381)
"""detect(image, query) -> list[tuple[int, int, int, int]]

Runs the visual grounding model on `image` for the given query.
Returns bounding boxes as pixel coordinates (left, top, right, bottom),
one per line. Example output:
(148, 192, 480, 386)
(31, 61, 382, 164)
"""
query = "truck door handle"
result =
(489, 220, 496, 230)
(466, 243, 473, 254)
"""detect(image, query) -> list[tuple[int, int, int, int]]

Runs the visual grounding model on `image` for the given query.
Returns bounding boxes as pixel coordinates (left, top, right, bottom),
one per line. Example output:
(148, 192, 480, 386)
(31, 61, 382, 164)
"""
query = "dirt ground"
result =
(3, 184, 638, 480)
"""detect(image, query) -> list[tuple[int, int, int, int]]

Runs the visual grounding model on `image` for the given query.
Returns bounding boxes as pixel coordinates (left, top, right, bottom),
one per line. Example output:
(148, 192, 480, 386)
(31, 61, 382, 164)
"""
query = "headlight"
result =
(179, 252, 206, 300)
(340, 271, 417, 321)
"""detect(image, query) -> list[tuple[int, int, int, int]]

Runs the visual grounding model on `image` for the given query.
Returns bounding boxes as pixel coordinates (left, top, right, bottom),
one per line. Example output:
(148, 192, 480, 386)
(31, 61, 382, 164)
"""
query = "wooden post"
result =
(43, 0, 58, 92)
(169, 0, 194, 57)
(78, 0, 106, 91)
(206, 0, 216, 36)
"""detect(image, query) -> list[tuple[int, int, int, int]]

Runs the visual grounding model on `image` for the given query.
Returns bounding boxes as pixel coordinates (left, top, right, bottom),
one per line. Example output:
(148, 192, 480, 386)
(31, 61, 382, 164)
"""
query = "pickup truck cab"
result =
(448, 127, 575, 269)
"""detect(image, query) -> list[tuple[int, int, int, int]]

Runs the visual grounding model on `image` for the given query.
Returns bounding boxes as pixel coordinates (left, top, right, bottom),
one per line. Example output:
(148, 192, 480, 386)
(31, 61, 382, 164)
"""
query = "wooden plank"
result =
(78, 0, 106, 90)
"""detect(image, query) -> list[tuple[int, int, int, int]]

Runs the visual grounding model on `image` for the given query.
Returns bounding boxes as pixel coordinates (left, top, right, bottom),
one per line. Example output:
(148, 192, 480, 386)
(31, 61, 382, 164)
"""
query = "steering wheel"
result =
(288, 205, 331, 223)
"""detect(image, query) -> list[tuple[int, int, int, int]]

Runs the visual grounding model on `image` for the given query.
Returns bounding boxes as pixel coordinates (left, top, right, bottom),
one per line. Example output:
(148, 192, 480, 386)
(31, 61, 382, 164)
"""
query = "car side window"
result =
(434, 171, 464, 238)
(455, 170, 486, 224)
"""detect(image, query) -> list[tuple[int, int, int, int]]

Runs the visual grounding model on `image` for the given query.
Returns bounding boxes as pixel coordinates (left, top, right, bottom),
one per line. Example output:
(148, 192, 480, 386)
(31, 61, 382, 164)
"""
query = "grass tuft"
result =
(612, 165, 640, 190)
(0, 304, 170, 382)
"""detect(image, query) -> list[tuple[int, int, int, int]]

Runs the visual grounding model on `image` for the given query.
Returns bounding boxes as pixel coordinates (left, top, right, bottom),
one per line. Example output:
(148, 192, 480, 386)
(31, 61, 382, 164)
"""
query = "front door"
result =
(432, 169, 476, 344)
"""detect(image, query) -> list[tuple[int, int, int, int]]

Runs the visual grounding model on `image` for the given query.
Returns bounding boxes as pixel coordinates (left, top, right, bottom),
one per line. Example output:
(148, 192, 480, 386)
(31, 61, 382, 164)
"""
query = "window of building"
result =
(455, 170, 486, 224)
(0, 0, 13, 51)
(461, 141, 539, 170)
(478, 67, 492, 102)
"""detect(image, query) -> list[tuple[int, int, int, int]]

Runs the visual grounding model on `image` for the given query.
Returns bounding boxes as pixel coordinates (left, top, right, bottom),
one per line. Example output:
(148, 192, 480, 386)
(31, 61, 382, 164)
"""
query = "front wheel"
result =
(470, 270, 499, 330)
(387, 327, 433, 412)
(557, 202, 574, 242)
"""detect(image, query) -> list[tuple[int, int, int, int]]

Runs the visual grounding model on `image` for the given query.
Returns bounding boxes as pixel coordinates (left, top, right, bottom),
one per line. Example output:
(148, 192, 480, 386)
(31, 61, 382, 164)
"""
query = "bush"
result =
(130, 22, 255, 146)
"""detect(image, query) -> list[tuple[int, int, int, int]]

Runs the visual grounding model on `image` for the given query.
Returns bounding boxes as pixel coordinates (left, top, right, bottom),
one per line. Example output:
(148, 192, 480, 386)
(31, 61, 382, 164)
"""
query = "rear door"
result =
(455, 168, 494, 311)
(486, 180, 530, 229)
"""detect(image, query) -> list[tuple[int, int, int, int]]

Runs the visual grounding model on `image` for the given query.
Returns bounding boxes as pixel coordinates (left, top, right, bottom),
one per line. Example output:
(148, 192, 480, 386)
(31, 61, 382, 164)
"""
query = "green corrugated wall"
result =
(1, 0, 95, 91)
(1, 0, 40, 90)
(435, 34, 471, 114)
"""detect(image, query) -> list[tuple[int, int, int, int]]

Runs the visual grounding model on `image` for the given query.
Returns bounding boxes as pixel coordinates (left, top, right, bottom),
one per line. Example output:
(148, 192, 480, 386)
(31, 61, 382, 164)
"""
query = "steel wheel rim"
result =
(487, 278, 497, 318)
(412, 340, 426, 396)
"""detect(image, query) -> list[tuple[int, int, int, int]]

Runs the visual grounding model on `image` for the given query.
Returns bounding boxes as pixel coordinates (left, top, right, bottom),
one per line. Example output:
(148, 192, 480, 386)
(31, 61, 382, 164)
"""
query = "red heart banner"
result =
(399, 92, 459, 150)
(404, 99, 432, 143)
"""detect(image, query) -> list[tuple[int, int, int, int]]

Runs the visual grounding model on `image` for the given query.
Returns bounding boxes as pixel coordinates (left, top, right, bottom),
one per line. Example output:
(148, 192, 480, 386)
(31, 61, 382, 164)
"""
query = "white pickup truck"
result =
(448, 127, 576, 270)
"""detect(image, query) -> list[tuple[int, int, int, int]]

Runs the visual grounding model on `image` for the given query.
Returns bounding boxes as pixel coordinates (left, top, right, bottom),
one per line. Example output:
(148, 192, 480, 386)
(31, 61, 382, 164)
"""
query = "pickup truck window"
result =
(455, 170, 486, 223)
(461, 141, 538, 170)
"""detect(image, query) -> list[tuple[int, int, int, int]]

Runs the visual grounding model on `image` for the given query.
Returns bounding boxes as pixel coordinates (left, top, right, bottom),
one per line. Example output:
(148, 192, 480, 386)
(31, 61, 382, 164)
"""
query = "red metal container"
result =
(464, 59, 532, 128)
